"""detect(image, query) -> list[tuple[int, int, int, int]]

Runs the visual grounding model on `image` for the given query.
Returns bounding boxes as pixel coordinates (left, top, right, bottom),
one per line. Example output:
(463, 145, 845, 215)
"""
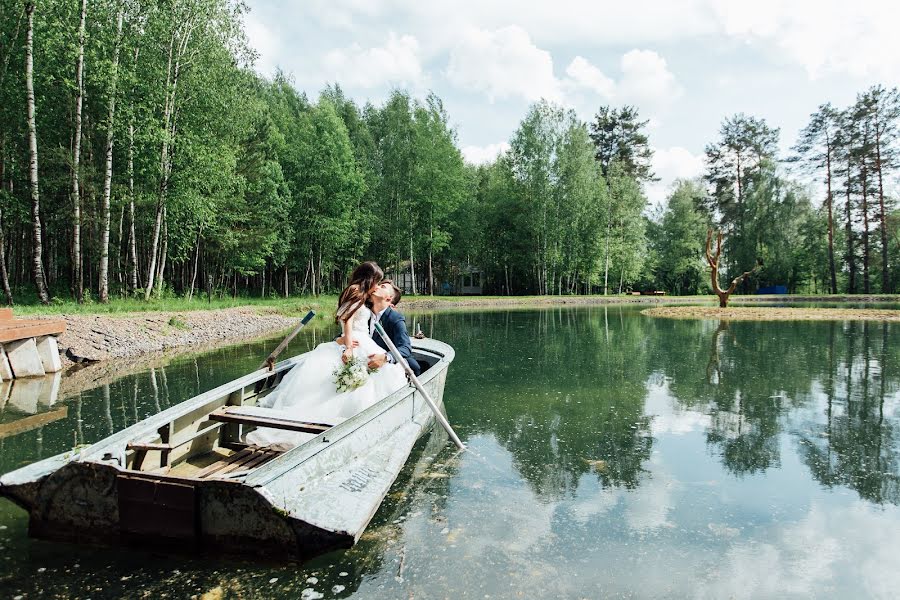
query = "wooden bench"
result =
(208, 406, 334, 435)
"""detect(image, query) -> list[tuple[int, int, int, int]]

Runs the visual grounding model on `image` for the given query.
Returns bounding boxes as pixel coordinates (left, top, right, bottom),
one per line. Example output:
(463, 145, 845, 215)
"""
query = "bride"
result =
(246, 262, 408, 447)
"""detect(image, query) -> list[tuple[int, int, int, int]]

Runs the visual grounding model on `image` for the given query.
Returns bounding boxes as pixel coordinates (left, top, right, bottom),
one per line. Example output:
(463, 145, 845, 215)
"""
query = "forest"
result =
(1, 0, 898, 305)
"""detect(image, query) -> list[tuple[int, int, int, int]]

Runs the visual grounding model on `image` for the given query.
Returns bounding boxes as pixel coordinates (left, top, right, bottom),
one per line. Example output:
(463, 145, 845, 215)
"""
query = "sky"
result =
(243, 0, 900, 207)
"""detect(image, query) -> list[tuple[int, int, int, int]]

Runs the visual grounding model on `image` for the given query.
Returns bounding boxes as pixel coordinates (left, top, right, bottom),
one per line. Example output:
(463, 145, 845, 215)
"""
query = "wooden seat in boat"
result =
(208, 405, 338, 435)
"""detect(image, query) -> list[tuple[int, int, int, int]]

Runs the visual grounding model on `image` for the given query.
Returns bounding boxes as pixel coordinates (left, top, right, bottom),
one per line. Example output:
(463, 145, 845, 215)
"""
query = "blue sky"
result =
(243, 0, 900, 206)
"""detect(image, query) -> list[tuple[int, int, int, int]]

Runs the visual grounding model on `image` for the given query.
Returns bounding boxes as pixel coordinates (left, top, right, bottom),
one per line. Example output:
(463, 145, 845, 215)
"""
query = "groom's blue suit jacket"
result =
(374, 307, 422, 376)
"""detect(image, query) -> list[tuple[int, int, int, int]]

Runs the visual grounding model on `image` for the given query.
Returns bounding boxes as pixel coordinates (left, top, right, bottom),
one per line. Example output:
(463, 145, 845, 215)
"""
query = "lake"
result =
(1, 305, 898, 599)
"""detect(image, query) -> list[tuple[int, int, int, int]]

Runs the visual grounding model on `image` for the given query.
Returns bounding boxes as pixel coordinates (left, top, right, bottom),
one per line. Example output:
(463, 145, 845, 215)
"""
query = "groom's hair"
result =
(382, 279, 402, 305)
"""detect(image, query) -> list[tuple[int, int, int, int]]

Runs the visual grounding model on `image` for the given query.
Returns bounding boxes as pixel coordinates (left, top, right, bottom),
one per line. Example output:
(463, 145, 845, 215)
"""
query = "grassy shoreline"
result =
(8, 292, 900, 318)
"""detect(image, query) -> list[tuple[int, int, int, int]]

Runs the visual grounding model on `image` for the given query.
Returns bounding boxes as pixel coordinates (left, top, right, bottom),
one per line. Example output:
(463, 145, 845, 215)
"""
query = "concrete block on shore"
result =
(6, 338, 46, 378)
(0, 345, 12, 380)
(36, 336, 62, 373)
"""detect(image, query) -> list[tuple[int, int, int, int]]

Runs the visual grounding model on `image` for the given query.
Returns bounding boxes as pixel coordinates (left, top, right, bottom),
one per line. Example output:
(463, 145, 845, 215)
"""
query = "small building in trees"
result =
(457, 265, 483, 295)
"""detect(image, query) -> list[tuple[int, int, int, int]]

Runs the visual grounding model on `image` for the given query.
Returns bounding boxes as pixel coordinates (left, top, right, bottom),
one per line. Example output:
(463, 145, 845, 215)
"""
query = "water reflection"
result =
(449, 307, 654, 498)
(1, 307, 899, 598)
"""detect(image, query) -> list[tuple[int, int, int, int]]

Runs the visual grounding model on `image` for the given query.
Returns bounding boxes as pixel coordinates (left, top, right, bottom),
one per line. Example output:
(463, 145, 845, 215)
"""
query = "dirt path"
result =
(643, 306, 900, 322)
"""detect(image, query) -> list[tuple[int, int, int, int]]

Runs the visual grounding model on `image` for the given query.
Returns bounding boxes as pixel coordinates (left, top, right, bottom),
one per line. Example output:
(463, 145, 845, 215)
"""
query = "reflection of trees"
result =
(442, 307, 653, 499)
(653, 318, 811, 475)
(800, 321, 900, 505)
(654, 315, 900, 503)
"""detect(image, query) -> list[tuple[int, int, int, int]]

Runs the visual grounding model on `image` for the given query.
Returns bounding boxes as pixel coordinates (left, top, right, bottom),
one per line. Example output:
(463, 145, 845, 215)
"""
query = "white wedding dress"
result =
(245, 304, 407, 447)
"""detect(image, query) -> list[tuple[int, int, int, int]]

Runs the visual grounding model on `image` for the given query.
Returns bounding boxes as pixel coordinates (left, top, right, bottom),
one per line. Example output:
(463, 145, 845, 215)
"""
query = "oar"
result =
(260, 310, 316, 371)
(374, 322, 465, 451)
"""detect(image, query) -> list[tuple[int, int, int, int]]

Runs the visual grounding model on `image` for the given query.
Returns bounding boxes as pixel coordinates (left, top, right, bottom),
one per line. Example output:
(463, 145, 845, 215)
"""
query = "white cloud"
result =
(564, 56, 615, 98)
(645, 146, 706, 209)
(461, 142, 510, 165)
(708, 0, 900, 80)
(696, 501, 900, 599)
(322, 33, 424, 89)
(561, 51, 682, 122)
(446, 25, 562, 103)
(618, 50, 683, 107)
(244, 15, 279, 76)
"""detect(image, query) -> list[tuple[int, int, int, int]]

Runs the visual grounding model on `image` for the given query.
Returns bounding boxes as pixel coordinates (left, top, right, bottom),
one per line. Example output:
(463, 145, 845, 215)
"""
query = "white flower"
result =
(333, 356, 369, 393)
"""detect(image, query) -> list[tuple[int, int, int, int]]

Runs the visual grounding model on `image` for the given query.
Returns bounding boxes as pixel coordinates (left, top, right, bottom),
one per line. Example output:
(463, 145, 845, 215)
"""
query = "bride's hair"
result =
(335, 261, 384, 323)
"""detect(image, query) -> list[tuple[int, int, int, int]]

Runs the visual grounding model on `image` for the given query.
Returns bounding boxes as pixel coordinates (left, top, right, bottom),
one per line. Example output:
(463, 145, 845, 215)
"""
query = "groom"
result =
(367, 280, 422, 376)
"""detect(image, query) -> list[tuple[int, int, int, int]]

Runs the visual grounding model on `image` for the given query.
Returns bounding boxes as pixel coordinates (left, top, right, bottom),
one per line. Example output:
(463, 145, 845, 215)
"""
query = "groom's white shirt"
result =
(369, 307, 395, 363)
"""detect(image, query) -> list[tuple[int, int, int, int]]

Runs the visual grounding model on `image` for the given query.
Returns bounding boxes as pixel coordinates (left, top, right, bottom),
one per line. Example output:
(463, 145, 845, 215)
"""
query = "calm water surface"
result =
(1, 306, 899, 599)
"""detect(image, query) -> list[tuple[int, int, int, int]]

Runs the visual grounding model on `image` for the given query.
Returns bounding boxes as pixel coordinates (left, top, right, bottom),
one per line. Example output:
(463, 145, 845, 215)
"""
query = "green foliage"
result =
(653, 180, 710, 295)
(1, 1, 896, 305)
(589, 105, 656, 183)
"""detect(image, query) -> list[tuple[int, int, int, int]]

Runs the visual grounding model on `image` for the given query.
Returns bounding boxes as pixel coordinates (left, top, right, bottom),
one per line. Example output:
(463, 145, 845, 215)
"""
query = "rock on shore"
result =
(48, 308, 298, 364)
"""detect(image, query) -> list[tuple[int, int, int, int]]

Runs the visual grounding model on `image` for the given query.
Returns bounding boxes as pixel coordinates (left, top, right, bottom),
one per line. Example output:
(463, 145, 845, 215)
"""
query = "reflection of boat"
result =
(0, 338, 454, 561)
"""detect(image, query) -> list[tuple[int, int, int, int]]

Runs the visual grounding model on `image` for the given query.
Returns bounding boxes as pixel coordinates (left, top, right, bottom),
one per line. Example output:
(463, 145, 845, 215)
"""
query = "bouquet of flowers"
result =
(333, 355, 370, 393)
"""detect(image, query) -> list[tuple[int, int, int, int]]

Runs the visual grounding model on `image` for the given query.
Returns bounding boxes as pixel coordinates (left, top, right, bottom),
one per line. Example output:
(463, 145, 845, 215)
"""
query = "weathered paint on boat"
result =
(0, 338, 455, 560)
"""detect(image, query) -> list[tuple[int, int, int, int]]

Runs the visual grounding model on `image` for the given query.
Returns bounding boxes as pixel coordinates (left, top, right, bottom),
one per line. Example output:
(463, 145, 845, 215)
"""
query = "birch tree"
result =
(25, 1, 49, 304)
(97, 1, 123, 302)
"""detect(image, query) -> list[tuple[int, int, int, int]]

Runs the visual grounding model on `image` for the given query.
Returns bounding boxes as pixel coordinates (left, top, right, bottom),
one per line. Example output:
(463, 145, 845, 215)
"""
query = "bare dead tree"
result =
(705, 229, 761, 308)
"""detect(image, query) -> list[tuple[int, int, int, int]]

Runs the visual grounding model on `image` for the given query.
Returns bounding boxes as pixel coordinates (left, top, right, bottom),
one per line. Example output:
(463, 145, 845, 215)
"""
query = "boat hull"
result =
(0, 338, 454, 560)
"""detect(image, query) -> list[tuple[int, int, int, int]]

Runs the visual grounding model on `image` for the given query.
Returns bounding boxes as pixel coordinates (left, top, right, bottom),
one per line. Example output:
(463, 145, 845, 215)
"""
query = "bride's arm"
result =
(340, 316, 355, 363)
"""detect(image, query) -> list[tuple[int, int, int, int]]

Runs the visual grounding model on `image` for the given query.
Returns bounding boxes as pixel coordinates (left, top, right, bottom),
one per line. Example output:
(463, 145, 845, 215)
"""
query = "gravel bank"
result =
(643, 306, 900, 321)
(401, 293, 900, 311)
(45, 307, 298, 364)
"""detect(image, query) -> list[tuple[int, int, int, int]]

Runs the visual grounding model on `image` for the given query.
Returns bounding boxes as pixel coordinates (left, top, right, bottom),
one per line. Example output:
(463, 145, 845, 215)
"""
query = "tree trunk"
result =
(861, 122, 871, 294)
(874, 119, 890, 293)
(706, 229, 759, 308)
(70, 0, 86, 303)
(0, 207, 13, 305)
(155, 207, 168, 297)
(126, 122, 138, 293)
(145, 23, 184, 300)
(845, 168, 856, 293)
(25, 3, 49, 304)
(98, 5, 123, 303)
(409, 235, 416, 295)
(188, 225, 202, 301)
(602, 216, 611, 295)
(261, 262, 266, 298)
(825, 137, 837, 294)
(428, 222, 434, 296)
(115, 204, 124, 286)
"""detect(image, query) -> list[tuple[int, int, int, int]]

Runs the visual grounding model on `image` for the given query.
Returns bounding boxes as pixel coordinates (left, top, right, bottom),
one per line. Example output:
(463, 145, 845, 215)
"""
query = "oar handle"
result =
(261, 311, 316, 371)
(374, 322, 465, 451)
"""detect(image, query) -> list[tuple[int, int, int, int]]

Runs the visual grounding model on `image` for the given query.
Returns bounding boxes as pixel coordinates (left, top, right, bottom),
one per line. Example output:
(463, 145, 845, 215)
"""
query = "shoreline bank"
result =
(643, 305, 900, 322)
(23, 293, 900, 371)
(48, 307, 299, 365)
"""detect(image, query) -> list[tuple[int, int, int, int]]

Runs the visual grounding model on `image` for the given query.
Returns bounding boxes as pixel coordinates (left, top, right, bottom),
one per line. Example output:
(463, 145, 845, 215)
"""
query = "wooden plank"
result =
(235, 449, 280, 472)
(0, 322, 66, 344)
(0, 308, 12, 320)
(194, 447, 254, 479)
(208, 406, 332, 434)
(215, 448, 270, 476)
(127, 422, 224, 455)
(127, 442, 172, 452)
